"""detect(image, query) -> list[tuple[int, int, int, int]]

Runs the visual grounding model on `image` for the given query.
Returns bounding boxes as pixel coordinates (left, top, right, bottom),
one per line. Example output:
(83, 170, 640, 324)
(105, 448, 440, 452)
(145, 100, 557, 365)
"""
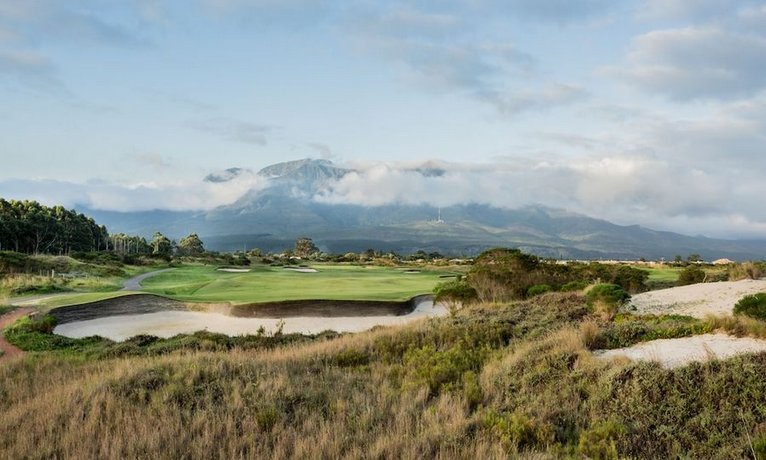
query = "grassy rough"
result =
(1, 292, 766, 458)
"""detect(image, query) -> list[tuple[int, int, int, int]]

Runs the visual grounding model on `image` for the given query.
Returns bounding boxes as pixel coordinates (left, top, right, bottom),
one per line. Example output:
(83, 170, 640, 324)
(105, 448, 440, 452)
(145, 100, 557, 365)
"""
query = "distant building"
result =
(712, 258, 735, 265)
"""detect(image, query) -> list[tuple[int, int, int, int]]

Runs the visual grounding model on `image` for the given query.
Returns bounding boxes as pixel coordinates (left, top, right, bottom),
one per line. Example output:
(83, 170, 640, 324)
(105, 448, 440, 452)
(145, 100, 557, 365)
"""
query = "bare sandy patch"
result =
(627, 279, 766, 318)
(595, 333, 766, 369)
(216, 268, 252, 273)
(283, 267, 318, 273)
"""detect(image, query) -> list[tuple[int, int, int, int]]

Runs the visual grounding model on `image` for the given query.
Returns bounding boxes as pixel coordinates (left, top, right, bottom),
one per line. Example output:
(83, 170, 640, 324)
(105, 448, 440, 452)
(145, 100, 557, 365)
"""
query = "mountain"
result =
(81, 159, 766, 260)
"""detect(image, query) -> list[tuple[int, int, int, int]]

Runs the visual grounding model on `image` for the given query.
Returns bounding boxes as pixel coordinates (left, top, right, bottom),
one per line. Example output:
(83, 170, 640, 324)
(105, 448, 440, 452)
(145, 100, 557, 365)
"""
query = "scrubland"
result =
(3, 292, 766, 458)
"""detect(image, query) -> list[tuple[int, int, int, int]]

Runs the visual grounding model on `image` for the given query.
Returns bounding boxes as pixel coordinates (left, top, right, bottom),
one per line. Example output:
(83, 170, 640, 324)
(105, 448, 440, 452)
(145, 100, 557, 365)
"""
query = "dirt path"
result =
(0, 307, 34, 362)
(9, 268, 175, 307)
(121, 268, 174, 291)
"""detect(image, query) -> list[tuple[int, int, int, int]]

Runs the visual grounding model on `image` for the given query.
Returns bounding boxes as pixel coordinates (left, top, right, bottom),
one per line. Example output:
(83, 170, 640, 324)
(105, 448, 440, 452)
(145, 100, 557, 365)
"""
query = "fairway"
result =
(640, 266, 682, 283)
(140, 264, 451, 304)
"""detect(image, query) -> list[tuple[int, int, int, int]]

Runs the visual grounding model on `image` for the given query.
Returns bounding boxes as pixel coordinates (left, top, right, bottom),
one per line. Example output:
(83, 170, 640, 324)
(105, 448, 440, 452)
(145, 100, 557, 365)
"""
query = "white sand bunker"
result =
(595, 334, 766, 369)
(283, 267, 318, 273)
(217, 268, 251, 273)
(53, 299, 448, 341)
(628, 279, 766, 318)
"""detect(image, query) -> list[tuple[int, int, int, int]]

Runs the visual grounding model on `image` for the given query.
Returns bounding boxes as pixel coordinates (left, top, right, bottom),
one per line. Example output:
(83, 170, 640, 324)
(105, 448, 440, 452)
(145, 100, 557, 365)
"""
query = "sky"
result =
(1, 0, 766, 239)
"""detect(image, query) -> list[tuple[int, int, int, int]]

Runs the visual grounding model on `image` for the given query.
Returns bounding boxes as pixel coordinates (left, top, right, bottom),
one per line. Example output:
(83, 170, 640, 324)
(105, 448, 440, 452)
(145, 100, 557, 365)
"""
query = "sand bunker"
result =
(595, 334, 766, 369)
(53, 298, 448, 341)
(216, 268, 252, 273)
(628, 279, 766, 318)
(283, 267, 318, 273)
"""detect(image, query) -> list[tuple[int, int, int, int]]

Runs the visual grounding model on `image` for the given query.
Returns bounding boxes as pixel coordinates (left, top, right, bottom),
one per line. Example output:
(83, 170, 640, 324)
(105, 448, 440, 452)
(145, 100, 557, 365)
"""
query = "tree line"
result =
(0, 199, 109, 254)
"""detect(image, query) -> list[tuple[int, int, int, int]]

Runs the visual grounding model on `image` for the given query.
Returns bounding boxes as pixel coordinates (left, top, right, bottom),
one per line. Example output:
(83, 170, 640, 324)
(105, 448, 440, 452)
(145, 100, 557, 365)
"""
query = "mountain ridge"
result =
(80, 159, 766, 260)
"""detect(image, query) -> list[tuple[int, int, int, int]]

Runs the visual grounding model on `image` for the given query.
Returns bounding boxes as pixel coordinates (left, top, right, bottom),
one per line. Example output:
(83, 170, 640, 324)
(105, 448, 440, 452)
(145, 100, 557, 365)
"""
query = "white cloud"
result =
(188, 117, 273, 145)
(607, 26, 766, 100)
(0, 171, 269, 212)
(312, 151, 766, 238)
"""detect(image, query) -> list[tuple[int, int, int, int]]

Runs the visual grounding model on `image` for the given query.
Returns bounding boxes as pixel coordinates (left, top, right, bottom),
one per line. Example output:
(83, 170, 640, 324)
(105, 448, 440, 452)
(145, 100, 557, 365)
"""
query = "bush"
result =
(587, 284, 630, 321)
(729, 262, 764, 281)
(526, 284, 552, 297)
(560, 281, 588, 292)
(403, 344, 487, 396)
(677, 265, 706, 286)
(578, 421, 625, 459)
(433, 280, 478, 312)
(734, 293, 766, 321)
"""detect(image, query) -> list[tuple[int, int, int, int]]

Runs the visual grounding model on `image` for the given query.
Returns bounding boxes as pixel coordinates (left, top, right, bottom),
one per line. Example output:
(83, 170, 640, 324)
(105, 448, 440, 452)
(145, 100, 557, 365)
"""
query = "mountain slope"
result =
(81, 159, 766, 260)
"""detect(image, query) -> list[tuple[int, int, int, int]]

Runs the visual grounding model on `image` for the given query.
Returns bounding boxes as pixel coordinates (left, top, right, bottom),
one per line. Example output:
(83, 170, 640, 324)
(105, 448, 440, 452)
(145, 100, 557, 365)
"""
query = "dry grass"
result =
(2, 292, 766, 458)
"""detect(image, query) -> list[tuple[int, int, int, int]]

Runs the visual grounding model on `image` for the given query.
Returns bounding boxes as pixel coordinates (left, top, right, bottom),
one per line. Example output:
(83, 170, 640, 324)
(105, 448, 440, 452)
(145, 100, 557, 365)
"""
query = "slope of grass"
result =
(3, 292, 766, 458)
(140, 264, 450, 304)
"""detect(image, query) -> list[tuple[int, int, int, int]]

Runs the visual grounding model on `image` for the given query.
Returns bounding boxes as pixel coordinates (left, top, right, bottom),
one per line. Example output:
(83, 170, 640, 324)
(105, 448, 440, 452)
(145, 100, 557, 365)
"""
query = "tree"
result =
(151, 232, 173, 256)
(294, 237, 318, 258)
(178, 233, 205, 256)
(0, 199, 109, 254)
(687, 253, 703, 263)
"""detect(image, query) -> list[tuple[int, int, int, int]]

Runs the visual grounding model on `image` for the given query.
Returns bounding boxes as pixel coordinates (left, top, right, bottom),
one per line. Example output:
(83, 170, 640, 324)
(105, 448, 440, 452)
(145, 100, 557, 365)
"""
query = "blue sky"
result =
(1, 0, 766, 238)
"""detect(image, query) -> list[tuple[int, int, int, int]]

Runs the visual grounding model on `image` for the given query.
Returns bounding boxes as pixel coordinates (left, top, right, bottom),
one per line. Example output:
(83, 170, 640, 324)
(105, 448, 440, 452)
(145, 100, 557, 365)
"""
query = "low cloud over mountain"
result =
(2, 156, 766, 240)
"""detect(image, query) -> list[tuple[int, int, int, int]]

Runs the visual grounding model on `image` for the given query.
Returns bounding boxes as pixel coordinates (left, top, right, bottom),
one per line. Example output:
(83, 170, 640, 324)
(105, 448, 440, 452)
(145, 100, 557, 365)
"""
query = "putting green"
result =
(140, 264, 452, 304)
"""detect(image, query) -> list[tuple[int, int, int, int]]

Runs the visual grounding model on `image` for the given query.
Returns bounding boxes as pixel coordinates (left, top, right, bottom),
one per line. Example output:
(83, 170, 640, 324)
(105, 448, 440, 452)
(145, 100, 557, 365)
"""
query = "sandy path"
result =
(595, 334, 766, 369)
(8, 268, 174, 308)
(121, 268, 174, 291)
(0, 308, 34, 362)
(628, 279, 766, 318)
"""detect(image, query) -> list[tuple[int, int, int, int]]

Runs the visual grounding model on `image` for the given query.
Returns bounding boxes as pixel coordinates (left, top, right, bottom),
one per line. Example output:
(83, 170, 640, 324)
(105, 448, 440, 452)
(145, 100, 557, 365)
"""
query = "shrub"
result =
(526, 284, 552, 297)
(433, 280, 478, 313)
(677, 265, 706, 286)
(729, 262, 764, 281)
(578, 421, 625, 459)
(482, 411, 546, 451)
(586, 284, 629, 321)
(561, 281, 588, 292)
(403, 344, 486, 396)
(734, 293, 766, 321)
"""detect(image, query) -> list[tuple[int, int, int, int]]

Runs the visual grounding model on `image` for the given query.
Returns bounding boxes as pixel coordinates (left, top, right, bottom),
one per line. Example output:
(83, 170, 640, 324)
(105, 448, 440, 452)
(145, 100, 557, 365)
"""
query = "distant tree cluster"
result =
(440, 248, 650, 304)
(109, 233, 151, 255)
(0, 199, 109, 254)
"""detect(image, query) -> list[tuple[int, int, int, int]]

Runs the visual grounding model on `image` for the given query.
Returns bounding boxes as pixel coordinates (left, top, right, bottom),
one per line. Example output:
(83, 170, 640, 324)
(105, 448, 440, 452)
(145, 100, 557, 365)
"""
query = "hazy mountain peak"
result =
(257, 159, 351, 189)
(204, 167, 252, 183)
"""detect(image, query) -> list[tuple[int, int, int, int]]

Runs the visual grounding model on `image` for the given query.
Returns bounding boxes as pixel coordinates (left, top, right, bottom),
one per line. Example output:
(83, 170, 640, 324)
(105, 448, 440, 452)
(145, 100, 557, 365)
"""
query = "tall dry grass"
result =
(2, 293, 766, 458)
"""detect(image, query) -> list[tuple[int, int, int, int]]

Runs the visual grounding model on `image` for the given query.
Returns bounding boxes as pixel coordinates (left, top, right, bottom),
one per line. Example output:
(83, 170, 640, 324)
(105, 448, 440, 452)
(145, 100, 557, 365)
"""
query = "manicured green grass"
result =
(141, 264, 451, 304)
(640, 266, 682, 283)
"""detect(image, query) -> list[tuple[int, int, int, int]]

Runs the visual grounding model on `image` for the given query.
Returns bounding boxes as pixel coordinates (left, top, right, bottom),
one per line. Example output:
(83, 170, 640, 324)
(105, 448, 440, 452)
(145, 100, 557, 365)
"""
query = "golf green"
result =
(139, 264, 451, 304)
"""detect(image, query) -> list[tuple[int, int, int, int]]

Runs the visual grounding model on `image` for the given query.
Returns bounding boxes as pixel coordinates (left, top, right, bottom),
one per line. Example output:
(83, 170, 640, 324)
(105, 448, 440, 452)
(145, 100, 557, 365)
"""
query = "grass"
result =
(14, 291, 136, 311)
(140, 264, 450, 304)
(4, 288, 766, 457)
(640, 266, 682, 290)
(3, 292, 766, 457)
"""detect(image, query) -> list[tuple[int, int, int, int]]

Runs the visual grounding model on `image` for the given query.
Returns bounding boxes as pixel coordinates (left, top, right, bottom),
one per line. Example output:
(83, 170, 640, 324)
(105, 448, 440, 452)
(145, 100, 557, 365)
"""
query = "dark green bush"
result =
(560, 281, 588, 292)
(733, 293, 766, 321)
(586, 284, 629, 308)
(526, 284, 553, 297)
(433, 279, 478, 306)
(677, 265, 706, 286)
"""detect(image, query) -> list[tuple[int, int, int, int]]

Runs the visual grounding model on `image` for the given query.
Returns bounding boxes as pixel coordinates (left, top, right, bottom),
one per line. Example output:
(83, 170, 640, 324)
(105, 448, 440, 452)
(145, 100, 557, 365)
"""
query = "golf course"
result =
(139, 264, 453, 304)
